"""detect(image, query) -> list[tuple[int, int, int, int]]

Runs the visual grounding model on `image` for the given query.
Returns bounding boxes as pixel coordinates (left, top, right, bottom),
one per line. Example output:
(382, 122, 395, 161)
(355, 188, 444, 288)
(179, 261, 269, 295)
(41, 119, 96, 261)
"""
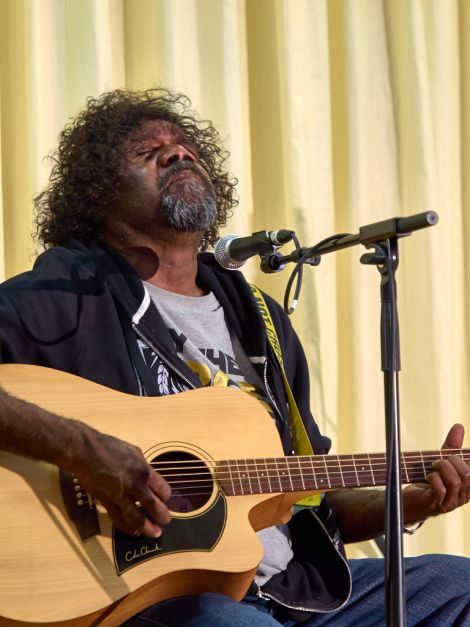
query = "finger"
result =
(429, 459, 462, 512)
(112, 498, 167, 539)
(135, 491, 172, 528)
(127, 470, 172, 528)
(442, 455, 470, 506)
(441, 423, 464, 450)
(141, 517, 165, 539)
(425, 471, 447, 510)
(104, 499, 147, 537)
(148, 468, 172, 503)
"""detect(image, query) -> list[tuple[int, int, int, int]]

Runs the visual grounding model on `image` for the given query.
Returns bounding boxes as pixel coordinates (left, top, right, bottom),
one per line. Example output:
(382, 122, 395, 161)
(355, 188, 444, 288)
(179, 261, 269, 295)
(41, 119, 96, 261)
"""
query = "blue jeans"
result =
(123, 555, 470, 626)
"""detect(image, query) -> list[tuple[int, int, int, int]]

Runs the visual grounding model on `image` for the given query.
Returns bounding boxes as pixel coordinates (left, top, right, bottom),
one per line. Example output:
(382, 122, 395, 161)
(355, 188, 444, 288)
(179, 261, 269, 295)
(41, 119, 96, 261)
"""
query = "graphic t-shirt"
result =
(141, 282, 270, 408)
(141, 281, 293, 585)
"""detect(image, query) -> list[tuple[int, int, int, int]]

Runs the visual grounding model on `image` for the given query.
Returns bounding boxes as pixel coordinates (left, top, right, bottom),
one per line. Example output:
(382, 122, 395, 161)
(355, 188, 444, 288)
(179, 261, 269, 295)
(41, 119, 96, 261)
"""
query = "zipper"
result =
(256, 509, 352, 614)
(132, 323, 196, 391)
(136, 322, 352, 614)
(262, 359, 283, 424)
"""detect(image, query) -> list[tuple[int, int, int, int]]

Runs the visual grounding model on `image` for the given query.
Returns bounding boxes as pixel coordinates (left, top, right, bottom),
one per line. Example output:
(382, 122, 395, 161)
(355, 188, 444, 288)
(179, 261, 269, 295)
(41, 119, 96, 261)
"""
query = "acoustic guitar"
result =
(0, 364, 467, 626)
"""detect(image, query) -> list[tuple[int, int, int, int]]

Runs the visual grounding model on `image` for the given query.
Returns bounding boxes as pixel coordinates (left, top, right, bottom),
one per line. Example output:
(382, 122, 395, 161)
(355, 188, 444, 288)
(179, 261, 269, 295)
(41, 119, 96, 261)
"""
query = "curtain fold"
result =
(0, 0, 468, 559)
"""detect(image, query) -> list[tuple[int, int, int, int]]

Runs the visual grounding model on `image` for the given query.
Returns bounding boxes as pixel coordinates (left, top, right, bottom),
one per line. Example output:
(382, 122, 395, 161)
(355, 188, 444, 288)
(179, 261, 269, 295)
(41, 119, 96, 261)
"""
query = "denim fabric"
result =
(301, 555, 470, 626)
(122, 554, 470, 626)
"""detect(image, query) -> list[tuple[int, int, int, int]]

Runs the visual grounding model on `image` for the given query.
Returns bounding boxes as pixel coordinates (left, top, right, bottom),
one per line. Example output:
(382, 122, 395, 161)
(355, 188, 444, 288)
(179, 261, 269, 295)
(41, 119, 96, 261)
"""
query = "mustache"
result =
(157, 161, 208, 191)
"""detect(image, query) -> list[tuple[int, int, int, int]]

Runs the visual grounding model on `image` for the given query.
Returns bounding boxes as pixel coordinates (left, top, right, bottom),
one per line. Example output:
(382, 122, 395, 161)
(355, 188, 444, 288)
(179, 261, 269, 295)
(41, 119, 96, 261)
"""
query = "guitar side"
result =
(0, 365, 300, 626)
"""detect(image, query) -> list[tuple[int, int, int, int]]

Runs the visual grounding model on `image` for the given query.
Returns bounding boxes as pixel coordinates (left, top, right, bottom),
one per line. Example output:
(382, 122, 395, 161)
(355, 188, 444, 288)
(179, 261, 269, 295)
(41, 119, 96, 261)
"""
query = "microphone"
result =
(214, 230, 294, 270)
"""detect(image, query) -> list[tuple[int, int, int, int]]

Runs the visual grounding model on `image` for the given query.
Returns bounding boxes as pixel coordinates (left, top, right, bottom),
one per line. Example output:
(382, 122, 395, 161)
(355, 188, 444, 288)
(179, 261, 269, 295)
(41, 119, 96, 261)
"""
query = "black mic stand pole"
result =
(266, 211, 439, 626)
(360, 236, 405, 626)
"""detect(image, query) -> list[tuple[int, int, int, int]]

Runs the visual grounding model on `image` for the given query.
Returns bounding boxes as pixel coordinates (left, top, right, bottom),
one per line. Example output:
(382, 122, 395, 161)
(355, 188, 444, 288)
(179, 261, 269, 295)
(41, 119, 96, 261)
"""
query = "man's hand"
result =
(0, 390, 172, 539)
(72, 427, 172, 538)
(403, 423, 470, 524)
(330, 424, 470, 543)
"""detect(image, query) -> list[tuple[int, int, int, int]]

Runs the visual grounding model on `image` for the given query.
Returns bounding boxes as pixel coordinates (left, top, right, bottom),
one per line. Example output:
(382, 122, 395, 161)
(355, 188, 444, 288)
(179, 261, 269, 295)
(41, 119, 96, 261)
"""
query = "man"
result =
(0, 88, 469, 626)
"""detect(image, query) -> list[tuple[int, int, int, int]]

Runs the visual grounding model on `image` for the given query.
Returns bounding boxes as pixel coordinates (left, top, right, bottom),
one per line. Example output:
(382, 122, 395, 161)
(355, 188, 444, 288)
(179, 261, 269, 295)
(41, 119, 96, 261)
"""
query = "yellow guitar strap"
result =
(249, 284, 321, 506)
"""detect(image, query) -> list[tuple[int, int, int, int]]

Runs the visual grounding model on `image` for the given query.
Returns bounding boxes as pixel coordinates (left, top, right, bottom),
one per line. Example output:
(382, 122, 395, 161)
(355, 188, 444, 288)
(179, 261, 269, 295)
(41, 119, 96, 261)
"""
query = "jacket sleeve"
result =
(0, 250, 90, 371)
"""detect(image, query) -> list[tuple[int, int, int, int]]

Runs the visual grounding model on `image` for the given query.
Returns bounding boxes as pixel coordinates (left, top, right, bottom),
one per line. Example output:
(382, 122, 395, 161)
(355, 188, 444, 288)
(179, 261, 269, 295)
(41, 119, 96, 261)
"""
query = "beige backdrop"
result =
(1, 0, 469, 560)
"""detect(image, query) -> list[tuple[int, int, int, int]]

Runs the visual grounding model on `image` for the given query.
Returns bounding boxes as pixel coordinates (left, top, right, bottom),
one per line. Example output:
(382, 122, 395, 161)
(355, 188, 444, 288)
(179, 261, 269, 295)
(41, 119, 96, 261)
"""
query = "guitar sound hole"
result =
(152, 451, 214, 514)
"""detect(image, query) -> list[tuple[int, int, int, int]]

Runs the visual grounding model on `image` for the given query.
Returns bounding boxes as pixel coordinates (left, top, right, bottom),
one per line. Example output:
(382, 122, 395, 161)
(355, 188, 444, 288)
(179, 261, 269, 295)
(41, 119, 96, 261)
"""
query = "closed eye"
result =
(144, 148, 158, 160)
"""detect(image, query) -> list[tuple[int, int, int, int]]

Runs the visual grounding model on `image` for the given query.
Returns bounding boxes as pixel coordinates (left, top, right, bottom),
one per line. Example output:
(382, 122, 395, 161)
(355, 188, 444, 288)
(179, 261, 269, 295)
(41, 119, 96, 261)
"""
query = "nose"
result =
(158, 145, 196, 168)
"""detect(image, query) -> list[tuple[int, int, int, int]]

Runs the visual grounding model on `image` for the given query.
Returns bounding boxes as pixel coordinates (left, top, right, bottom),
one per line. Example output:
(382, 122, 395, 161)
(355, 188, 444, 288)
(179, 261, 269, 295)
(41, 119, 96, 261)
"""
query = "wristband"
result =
(404, 520, 425, 535)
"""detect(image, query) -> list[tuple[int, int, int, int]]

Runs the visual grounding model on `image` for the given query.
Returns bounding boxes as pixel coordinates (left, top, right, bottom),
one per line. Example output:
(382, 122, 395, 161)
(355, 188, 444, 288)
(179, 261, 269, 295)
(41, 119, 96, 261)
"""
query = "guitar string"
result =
(162, 468, 453, 498)
(155, 461, 452, 475)
(161, 455, 470, 496)
(151, 456, 470, 476)
(149, 448, 470, 467)
(150, 456, 470, 478)
(156, 465, 464, 491)
(161, 469, 449, 485)
(149, 450, 470, 495)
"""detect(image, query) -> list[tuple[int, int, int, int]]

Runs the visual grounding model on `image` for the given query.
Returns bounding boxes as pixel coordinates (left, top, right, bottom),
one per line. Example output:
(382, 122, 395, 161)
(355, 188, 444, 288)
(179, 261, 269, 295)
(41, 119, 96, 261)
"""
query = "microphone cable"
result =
(283, 232, 352, 315)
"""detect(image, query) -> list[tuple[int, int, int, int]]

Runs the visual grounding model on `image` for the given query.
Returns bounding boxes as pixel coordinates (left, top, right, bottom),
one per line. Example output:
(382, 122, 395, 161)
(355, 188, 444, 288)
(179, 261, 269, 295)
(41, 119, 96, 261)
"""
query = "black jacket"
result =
(0, 239, 351, 620)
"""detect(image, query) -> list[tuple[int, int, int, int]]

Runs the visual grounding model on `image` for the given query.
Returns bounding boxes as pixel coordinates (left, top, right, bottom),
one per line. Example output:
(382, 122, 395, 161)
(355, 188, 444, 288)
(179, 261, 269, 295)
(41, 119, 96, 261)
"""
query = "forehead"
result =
(127, 120, 188, 146)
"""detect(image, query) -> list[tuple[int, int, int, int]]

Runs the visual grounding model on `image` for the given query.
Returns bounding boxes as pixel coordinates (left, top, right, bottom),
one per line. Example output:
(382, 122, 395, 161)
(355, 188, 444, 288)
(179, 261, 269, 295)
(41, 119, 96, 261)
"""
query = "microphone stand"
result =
(265, 211, 438, 626)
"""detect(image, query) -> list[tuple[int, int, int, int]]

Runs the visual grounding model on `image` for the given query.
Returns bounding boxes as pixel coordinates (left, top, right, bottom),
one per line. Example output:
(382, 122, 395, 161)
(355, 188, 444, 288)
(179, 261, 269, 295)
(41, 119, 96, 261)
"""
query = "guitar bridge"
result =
(59, 469, 100, 540)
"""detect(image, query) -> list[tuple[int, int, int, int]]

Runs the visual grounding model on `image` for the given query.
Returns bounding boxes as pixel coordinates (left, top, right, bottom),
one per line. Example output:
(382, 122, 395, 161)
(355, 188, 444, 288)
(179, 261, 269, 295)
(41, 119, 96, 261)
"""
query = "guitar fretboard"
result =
(215, 449, 470, 496)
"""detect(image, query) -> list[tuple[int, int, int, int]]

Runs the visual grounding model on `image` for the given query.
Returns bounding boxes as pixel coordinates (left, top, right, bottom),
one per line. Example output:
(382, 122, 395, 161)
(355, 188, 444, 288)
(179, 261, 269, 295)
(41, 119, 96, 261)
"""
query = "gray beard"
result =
(160, 182, 217, 232)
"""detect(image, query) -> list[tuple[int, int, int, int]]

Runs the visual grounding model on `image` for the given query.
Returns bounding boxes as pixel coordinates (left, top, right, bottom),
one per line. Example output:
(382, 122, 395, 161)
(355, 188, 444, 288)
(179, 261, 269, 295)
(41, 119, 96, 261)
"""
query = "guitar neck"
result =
(216, 448, 470, 496)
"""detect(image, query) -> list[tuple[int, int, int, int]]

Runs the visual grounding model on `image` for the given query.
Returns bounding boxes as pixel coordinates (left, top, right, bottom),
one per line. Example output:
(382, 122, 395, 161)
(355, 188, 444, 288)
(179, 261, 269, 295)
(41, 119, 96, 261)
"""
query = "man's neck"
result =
(101, 224, 205, 297)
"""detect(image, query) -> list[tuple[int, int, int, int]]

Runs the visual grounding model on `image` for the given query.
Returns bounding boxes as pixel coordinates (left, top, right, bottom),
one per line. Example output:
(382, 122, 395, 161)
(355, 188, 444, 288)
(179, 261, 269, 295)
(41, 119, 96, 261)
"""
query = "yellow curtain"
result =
(0, 0, 469, 560)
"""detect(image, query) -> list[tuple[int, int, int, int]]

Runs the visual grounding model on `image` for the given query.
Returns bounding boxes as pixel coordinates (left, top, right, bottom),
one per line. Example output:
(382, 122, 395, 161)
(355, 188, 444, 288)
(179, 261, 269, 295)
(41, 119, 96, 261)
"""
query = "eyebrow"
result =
(127, 135, 200, 158)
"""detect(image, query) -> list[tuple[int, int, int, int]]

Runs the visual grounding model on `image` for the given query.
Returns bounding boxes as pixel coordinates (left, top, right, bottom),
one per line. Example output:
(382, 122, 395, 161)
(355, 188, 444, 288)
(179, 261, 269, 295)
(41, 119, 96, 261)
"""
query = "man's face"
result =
(114, 120, 217, 233)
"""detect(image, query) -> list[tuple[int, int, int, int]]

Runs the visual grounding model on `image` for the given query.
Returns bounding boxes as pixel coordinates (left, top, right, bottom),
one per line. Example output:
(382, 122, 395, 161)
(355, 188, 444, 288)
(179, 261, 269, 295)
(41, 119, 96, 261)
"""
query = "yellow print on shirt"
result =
(186, 361, 271, 413)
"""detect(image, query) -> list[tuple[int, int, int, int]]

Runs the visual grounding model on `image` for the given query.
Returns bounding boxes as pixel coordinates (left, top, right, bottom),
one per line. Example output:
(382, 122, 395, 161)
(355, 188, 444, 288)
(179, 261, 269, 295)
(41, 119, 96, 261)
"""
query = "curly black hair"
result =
(34, 88, 238, 249)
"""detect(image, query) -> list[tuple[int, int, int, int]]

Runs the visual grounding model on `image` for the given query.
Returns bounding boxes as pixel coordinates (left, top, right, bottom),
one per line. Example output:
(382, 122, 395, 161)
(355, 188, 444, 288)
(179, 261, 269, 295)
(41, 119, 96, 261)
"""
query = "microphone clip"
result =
(259, 251, 286, 273)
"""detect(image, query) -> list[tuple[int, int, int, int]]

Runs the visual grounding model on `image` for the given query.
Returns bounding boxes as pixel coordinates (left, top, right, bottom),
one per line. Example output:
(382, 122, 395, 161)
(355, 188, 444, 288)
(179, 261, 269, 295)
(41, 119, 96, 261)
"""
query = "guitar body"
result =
(0, 365, 301, 626)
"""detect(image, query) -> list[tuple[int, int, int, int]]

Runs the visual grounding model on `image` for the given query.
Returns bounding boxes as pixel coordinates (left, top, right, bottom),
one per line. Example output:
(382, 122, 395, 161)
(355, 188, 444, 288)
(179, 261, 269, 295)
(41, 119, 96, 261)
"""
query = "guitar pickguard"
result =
(113, 491, 227, 575)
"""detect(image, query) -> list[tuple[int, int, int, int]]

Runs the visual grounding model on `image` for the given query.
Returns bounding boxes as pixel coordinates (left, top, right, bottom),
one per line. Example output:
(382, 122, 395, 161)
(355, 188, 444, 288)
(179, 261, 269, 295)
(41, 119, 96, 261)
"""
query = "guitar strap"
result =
(249, 284, 321, 507)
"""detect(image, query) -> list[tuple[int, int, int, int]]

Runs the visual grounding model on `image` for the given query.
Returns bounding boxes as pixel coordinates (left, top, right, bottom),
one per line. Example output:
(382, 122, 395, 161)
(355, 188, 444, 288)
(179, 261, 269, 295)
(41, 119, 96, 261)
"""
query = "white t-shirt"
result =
(143, 281, 293, 586)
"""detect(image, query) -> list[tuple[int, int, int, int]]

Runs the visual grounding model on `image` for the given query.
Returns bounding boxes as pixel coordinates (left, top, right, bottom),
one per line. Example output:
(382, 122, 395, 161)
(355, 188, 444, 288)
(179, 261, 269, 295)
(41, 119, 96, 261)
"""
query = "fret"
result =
(354, 454, 374, 487)
(297, 457, 306, 490)
(286, 457, 303, 491)
(367, 453, 376, 486)
(351, 455, 360, 486)
(245, 459, 258, 494)
(276, 457, 293, 492)
(265, 458, 281, 492)
(235, 459, 250, 495)
(259, 458, 272, 493)
(215, 461, 229, 495)
(402, 453, 410, 483)
(226, 461, 236, 495)
(419, 451, 426, 479)
(338, 455, 355, 488)
(307, 456, 318, 491)
(234, 459, 243, 495)
(368, 453, 386, 485)
(322, 456, 331, 488)
(216, 460, 239, 496)
(232, 460, 243, 495)
(312, 457, 328, 489)
(401, 451, 428, 483)
(337, 455, 346, 488)
(249, 457, 258, 494)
